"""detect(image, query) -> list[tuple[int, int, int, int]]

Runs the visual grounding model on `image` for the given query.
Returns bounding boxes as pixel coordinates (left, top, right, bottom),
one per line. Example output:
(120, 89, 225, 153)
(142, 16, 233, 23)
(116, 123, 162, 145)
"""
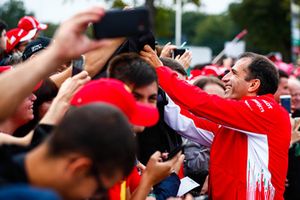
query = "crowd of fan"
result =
(0, 6, 298, 200)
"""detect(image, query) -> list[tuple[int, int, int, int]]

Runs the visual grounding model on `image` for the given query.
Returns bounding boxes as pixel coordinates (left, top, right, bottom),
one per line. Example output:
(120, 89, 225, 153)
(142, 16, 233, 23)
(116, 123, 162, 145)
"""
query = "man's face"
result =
(221, 57, 252, 99)
(56, 157, 124, 200)
(130, 81, 158, 133)
(289, 80, 300, 110)
(0, 30, 6, 51)
(131, 81, 158, 107)
(274, 77, 290, 103)
(12, 93, 36, 125)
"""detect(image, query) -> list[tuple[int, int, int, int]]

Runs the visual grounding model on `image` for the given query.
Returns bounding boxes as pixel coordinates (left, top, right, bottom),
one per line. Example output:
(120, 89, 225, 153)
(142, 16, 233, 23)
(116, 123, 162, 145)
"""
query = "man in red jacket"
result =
(140, 45, 291, 200)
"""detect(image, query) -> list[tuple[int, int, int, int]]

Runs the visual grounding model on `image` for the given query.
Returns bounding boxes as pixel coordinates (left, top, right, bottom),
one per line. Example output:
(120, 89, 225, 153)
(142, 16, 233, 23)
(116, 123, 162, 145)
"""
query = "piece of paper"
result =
(177, 176, 200, 196)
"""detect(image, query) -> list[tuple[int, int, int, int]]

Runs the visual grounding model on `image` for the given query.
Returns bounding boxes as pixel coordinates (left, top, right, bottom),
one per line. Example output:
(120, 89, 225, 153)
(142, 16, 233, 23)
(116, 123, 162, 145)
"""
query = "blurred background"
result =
(0, 0, 299, 65)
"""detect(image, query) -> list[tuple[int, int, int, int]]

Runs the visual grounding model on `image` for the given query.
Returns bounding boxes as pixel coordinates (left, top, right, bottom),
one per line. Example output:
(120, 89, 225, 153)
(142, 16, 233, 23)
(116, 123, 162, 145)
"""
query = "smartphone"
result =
(93, 7, 150, 39)
(164, 144, 185, 161)
(280, 95, 291, 113)
(172, 48, 186, 58)
(72, 55, 84, 76)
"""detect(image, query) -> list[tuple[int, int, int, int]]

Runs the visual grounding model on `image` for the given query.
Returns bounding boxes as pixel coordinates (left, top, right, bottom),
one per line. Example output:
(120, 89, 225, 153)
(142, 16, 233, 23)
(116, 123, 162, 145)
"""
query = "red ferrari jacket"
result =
(156, 66, 291, 200)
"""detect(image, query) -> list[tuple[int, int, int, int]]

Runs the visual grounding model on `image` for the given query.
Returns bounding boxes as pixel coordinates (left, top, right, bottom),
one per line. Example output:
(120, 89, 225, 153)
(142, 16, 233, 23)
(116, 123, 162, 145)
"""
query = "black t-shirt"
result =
(0, 152, 28, 186)
(285, 142, 300, 200)
(0, 124, 54, 187)
(137, 88, 182, 165)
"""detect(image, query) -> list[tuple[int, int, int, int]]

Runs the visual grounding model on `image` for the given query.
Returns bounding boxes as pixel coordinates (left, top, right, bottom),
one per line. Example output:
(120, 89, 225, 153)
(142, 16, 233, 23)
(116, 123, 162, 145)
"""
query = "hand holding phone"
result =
(163, 144, 185, 161)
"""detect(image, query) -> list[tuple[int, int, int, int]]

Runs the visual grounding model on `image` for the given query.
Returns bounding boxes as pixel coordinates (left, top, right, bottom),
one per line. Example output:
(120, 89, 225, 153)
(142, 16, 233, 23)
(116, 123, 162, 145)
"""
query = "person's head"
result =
(289, 78, 300, 110)
(6, 28, 35, 54)
(37, 104, 136, 200)
(193, 76, 225, 97)
(107, 53, 158, 107)
(160, 57, 187, 80)
(9, 93, 36, 128)
(222, 52, 279, 99)
(0, 67, 37, 133)
(70, 78, 159, 128)
(0, 20, 7, 52)
(22, 37, 51, 61)
(274, 69, 290, 103)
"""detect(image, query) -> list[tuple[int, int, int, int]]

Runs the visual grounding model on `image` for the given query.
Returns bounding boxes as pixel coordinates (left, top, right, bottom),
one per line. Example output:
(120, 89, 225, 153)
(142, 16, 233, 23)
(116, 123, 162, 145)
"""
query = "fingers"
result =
(72, 6, 105, 25)
(140, 45, 163, 68)
(150, 151, 162, 161)
(160, 42, 177, 58)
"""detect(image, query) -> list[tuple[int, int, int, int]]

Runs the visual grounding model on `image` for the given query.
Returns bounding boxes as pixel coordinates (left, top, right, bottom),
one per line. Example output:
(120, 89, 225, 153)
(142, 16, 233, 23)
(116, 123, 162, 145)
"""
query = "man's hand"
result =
(291, 117, 300, 146)
(51, 6, 109, 62)
(140, 45, 163, 68)
(175, 50, 192, 70)
(142, 151, 184, 186)
(160, 42, 177, 58)
(40, 71, 90, 125)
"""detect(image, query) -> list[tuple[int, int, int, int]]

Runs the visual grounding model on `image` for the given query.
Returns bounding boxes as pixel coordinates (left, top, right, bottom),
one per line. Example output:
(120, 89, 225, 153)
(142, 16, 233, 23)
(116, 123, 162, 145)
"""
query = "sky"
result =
(11, 0, 241, 24)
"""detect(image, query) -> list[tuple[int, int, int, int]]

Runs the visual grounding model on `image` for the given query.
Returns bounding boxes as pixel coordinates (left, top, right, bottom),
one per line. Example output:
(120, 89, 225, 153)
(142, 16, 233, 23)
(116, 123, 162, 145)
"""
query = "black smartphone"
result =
(172, 48, 186, 58)
(93, 7, 150, 39)
(280, 95, 291, 113)
(164, 144, 185, 161)
(72, 55, 84, 76)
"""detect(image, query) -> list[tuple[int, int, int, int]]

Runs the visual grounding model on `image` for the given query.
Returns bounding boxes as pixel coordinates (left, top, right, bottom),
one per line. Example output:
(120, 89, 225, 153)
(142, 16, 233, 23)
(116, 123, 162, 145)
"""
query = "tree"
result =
(229, 0, 291, 61)
(191, 14, 238, 55)
(0, 0, 34, 29)
(146, 0, 201, 33)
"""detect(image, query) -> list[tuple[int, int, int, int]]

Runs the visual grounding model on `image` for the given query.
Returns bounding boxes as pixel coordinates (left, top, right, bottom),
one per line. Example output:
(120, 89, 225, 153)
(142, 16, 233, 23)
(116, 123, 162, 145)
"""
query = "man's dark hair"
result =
(160, 57, 187, 76)
(239, 52, 279, 95)
(0, 20, 7, 34)
(193, 76, 225, 90)
(47, 103, 136, 178)
(278, 69, 289, 79)
(107, 53, 157, 88)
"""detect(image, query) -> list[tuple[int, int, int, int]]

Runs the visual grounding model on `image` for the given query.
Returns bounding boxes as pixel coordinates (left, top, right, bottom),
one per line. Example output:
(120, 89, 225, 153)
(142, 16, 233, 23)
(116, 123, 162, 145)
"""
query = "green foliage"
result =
(191, 14, 238, 54)
(154, 7, 175, 39)
(229, 0, 291, 61)
(111, 0, 127, 8)
(154, 7, 238, 55)
(0, 0, 34, 29)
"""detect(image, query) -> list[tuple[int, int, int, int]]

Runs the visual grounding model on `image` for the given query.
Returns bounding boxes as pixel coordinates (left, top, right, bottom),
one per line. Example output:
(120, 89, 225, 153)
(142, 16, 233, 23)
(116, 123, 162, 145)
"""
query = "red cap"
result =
(70, 78, 159, 127)
(6, 28, 35, 53)
(18, 16, 48, 31)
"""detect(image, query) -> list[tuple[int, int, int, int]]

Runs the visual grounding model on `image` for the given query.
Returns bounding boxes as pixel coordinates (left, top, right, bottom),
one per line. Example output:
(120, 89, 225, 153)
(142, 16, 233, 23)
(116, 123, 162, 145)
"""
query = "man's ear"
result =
(66, 156, 93, 179)
(248, 79, 261, 94)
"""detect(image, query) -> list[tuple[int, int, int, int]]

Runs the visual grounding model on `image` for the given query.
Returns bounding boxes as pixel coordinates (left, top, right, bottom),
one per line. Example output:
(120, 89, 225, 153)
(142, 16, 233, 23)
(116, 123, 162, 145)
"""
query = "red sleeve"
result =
(157, 66, 280, 135)
(126, 167, 141, 193)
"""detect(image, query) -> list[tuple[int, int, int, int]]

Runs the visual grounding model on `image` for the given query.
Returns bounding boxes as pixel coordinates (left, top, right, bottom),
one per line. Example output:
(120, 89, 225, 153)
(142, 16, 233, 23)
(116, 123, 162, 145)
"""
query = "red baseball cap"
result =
(18, 16, 48, 31)
(6, 28, 35, 53)
(70, 78, 159, 127)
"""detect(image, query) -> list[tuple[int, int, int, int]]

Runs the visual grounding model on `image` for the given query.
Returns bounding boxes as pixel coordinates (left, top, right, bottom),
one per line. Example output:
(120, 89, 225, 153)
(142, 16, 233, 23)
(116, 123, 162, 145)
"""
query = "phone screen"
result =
(72, 56, 84, 76)
(280, 95, 291, 113)
(172, 48, 186, 58)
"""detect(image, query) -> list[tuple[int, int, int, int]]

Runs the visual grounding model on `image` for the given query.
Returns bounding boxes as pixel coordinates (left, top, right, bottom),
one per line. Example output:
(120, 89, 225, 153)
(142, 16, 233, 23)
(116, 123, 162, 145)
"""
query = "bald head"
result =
(289, 78, 300, 110)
